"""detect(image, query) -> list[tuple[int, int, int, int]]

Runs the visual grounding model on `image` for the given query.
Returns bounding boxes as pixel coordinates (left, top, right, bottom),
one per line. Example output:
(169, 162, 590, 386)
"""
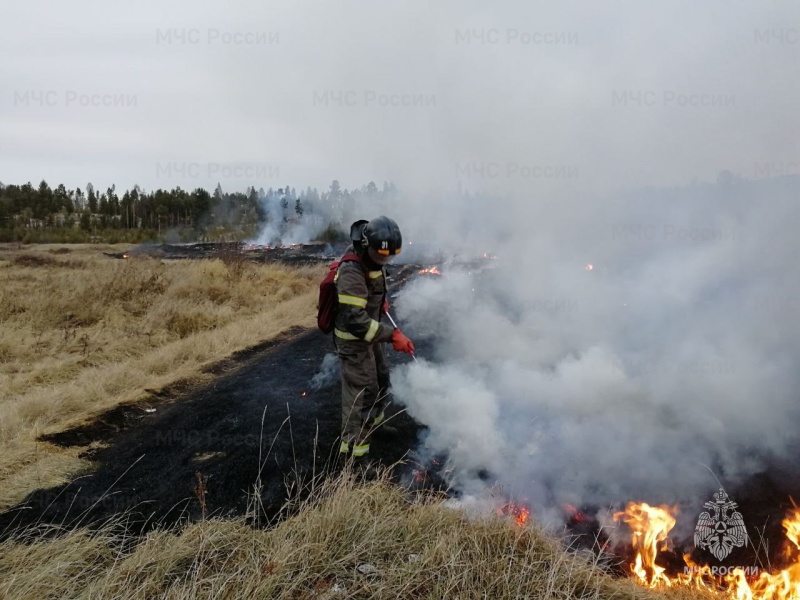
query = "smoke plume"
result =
(391, 176, 800, 528)
(310, 353, 340, 392)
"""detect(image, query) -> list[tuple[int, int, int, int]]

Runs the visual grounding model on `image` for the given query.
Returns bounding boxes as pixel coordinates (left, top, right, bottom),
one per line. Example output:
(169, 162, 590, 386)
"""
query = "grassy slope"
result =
(0, 472, 709, 600)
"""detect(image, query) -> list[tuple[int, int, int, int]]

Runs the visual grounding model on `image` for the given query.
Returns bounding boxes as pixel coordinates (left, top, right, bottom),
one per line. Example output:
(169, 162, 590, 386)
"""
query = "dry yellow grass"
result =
(0, 470, 707, 600)
(0, 243, 324, 509)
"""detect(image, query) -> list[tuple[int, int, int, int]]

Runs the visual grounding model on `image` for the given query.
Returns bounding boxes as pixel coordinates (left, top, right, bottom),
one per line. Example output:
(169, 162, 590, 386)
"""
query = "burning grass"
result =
(0, 470, 682, 600)
(0, 243, 324, 509)
(613, 501, 800, 598)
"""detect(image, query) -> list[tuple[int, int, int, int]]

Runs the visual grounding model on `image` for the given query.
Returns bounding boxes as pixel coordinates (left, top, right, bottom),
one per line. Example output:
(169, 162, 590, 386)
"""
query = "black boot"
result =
(371, 423, 399, 437)
(368, 409, 399, 437)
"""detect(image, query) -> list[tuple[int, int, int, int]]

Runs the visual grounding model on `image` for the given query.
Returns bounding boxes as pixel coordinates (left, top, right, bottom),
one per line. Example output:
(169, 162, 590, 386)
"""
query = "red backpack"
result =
(317, 253, 362, 333)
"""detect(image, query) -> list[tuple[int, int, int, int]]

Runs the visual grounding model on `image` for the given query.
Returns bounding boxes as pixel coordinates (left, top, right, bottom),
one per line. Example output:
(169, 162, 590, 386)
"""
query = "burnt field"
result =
(104, 240, 484, 273)
(0, 245, 452, 538)
(0, 325, 432, 537)
(104, 241, 342, 266)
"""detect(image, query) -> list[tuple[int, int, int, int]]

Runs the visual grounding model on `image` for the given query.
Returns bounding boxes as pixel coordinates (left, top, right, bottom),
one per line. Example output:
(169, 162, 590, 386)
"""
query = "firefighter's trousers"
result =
(336, 338, 390, 456)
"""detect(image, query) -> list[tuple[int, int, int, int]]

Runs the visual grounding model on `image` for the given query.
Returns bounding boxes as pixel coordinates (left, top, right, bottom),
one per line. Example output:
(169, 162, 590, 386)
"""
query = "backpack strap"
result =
(336, 252, 381, 301)
(340, 253, 362, 265)
(335, 253, 388, 320)
(333, 253, 363, 275)
(339, 253, 387, 315)
(332, 253, 363, 284)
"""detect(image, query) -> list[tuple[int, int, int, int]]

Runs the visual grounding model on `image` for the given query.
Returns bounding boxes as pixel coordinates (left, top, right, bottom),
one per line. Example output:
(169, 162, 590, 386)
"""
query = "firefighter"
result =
(334, 216, 415, 461)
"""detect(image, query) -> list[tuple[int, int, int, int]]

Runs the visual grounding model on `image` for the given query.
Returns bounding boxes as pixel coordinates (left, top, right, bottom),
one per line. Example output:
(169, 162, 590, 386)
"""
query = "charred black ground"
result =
(103, 240, 490, 273)
(0, 326, 434, 539)
(104, 241, 341, 266)
(0, 249, 448, 540)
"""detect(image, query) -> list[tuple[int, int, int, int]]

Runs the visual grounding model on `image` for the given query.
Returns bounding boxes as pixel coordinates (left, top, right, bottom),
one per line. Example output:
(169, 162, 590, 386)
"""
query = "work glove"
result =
(391, 328, 415, 355)
(382, 298, 389, 315)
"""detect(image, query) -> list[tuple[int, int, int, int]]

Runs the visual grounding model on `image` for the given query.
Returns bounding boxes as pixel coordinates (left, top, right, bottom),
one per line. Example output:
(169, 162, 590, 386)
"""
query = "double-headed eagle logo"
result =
(694, 488, 749, 561)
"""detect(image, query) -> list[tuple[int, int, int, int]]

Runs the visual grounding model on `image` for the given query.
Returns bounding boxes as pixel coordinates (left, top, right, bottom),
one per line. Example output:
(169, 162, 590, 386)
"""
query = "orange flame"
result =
(739, 505, 800, 599)
(499, 502, 531, 527)
(614, 502, 678, 588)
(122, 254, 130, 259)
(418, 266, 442, 275)
(564, 503, 591, 524)
(616, 501, 800, 599)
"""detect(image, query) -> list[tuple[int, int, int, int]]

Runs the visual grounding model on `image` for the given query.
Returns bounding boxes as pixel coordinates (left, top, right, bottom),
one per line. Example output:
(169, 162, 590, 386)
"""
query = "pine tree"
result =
(87, 183, 97, 213)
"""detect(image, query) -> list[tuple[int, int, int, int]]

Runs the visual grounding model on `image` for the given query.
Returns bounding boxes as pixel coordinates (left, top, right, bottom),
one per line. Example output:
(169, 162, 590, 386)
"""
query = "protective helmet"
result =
(349, 220, 369, 245)
(363, 216, 402, 258)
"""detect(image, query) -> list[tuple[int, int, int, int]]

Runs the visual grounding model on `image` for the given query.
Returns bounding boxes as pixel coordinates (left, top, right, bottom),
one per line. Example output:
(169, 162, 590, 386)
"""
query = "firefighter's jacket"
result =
(334, 246, 393, 344)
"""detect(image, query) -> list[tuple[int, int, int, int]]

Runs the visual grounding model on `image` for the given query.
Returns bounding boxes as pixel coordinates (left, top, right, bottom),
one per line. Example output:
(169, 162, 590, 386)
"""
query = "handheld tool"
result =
(385, 311, 418, 363)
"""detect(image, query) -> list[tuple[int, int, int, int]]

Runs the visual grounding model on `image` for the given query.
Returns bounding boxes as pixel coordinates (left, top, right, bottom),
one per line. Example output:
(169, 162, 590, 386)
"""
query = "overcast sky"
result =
(2, 0, 798, 195)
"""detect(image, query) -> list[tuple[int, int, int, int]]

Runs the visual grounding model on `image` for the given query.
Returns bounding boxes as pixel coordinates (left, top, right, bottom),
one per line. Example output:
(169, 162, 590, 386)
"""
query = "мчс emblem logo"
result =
(694, 488, 749, 561)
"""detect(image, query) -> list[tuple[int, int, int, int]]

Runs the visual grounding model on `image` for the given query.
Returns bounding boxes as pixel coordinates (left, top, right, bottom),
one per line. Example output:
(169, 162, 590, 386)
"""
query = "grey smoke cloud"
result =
(392, 177, 800, 527)
(310, 353, 340, 392)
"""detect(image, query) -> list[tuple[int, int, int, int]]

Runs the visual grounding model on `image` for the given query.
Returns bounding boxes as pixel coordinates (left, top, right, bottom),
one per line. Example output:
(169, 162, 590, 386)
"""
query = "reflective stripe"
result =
(364, 319, 380, 342)
(334, 329, 358, 340)
(371, 411, 385, 427)
(352, 443, 370, 457)
(340, 440, 369, 456)
(339, 294, 367, 308)
(369, 270, 383, 279)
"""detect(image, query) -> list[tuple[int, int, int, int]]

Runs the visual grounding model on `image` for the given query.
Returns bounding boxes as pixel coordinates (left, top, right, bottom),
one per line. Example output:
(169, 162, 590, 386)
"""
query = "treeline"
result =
(0, 179, 399, 243)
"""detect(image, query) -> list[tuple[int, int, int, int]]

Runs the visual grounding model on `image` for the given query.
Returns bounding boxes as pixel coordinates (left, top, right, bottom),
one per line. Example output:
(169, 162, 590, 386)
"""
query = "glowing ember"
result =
(300, 391, 307, 397)
(499, 502, 531, 527)
(418, 266, 442, 275)
(412, 469, 426, 483)
(122, 254, 130, 259)
(585, 262, 594, 271)
(564, 503, 591, 524)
